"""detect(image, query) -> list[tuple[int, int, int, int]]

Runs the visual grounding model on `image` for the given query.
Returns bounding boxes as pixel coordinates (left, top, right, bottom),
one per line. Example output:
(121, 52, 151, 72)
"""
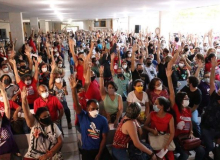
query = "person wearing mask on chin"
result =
(21, 87, 63, 160)
(10, 59, 39, 109)
(110, 53, 129, 101)
(69, 75, 112, 160)
(0, 63, 15, 84)
(34, 84, 64, 131)
(99, 66, 123, 128)
(131, 43, 150, 91)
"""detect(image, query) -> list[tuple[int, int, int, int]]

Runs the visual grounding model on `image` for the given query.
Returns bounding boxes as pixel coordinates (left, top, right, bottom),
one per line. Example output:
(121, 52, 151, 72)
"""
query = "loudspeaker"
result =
(0, 29, 6, 39)
(135, 25, 141, 33)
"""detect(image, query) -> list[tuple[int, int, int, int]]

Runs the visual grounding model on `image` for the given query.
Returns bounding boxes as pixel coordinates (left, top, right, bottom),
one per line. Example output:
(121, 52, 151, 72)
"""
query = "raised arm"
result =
(157, 41, 161, 64)
(167, 46, 181, 71)
(25, 47, 33, 71)
(21, 87, 35, 127)
(99, 66, 107, 99)
(110, 53, 115, 76)
(131, 43, 137, 72)
(84, 62, 91, 92)
(69, 39, 78, 67)
(166, 68, 175, 108)
(33, 59, 39, 81)
(49, 62, 56, 90)
(0, 82, 10, 119)
(9, 59, 21, 83)
(69, 75, 82, 114)
(210, 57, 217, 95)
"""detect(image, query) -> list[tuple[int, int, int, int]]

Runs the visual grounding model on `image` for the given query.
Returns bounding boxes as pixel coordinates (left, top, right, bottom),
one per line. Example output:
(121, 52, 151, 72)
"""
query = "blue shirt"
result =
(70, 57, 74, 66)
(77, 110, 109, 150)
(97, 44, 103, 50)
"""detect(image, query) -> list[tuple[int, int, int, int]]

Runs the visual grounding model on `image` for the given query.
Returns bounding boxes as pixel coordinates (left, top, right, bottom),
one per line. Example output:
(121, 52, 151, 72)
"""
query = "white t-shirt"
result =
(25, 121, 62, 159)
(127, 91, 149, 111)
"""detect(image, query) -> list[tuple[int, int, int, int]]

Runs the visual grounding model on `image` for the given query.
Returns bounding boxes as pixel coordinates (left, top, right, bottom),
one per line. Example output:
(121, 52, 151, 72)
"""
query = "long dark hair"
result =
(148, 78, 164, 91)
(157, 96, 171, 112)
(175, 92, 187, 112)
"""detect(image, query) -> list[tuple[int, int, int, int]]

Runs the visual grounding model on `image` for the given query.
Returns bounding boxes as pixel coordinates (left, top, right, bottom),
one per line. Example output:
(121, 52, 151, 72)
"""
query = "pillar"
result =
(39, 20, 46, 33)
(30, 17, 39, 33)
(8, 12, 24, 51)
(159, 11, 173, 41)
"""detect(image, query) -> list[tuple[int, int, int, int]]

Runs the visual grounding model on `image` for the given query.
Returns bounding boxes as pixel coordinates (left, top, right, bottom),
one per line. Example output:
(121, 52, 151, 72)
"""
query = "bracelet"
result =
(149, 152, 155, 159)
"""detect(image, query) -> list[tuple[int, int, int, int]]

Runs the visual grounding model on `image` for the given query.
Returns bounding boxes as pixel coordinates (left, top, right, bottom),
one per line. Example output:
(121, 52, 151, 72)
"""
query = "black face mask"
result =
(184, 48, 189, 52)
(147, 62, 152, 66)
(117, 73, 123, 78)
(91, 76, 96, 81)
(4, 79, 10, 85)
(138, 70, 143, 74)
(20, 66, 26, 70)
(39, 116, 52, 126)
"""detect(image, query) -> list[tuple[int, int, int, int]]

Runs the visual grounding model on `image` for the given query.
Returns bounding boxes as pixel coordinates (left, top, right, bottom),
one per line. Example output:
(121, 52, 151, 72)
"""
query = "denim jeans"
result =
(201, 127, 220, 157)
(174, 138, 205, 160)
(191, 110, 201, 137)
(61, 100, 71, 123)
(112, 147, 129, 160)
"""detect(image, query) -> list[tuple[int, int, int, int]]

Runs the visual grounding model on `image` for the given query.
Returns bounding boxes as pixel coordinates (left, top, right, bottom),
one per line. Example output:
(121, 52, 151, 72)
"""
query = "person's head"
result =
(184, 44, 189, 52)
(146, 58, 152, 67)
(133, 79, 144, 93)
(178, 59, 185, 68)
(163, 48, 169, 57)
(194, 47, 200, 54)
(165, 55, 172, 64)
(38, 85, 49, 99)
(40, 63, 48, 73)
(35, 107, 52, 126)
(107, 81, 118, 95)
(148, 78, 163, 91)
(206, 48, 216, 57)
(194, 53, 204, 64)
(86, 99, 99, 118)
(203, 72, 210, 84)
(125, 102, 141, 119)
(22, 74, 32, 85)
(189, 43, 195, 50)
(175, 37, 179, 43)
(153, 96, 171, 112)
(54, 73, 62, 83)
(57, 60, 63, 68)
(78, 52, 84, 64)
(187, 76, 199, 88)
(90, 70, 96, 81)
(0, 74, 12, 86)
(117, 67, 124, 78)
(136, 63, 144, 74)
(1, 64, 9, 73)
(122, 61, 128, 70)
(175, 92, 189, 111)
(19, 60, 27, 70)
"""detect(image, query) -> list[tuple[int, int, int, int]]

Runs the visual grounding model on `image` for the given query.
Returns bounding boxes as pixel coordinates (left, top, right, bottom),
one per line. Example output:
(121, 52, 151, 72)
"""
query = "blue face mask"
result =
(153, 105, 160, 112)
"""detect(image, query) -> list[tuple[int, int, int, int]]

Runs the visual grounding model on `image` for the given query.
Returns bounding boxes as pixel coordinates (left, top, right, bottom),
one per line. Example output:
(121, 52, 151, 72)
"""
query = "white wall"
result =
(0, 22, 10, 38)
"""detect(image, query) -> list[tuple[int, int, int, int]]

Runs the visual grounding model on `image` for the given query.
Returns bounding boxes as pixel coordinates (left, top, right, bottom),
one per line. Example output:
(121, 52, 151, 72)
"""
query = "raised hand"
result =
(9, 59, 16, 66)
(0, 81, 4, 91)
(166, 68, 173, 77)
(69, 75, 78, 89)
(21, 87, 27, 100)
(50, 62, 56, 71)
(132, 43, 137, 52)
(99, 65, 104, 75)
(211, 56, 217, 68)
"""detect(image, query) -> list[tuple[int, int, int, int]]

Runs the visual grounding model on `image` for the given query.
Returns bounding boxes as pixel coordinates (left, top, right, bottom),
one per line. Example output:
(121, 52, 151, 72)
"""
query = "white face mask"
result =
(156, 84, 163, 91)
(25, 80, 32, 85)
(179, 63, 184, 68)
(122, 64, 127, 69)
(54, 48, 58, 52)
(204, 78, 210, 84)
(153, 105, 160, 112)
(58, 64, 62, 68)
(89, 110, 99, 118)
(114, 65, 118, 70)
(55, 78, 61, 83)
(55, 53, 59, 57)
(182, 100, 189, 107)
(0, 96, 3, 102)
(2, 67, 9, 73)
(128, 54, 132, 57)
(42, 67, 47, 73)
(41, 92, 49, 99)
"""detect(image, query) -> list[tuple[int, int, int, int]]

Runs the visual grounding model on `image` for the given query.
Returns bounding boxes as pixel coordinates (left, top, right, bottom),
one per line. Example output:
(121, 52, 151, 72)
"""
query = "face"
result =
(2, 75, 10, 83)
(39, 111, 50, 120)
(107, 84, 115, 91)
(179, 60, 184, 65)
(154, 99, 162, 110)
(135, 82, 143, 88)
(87, 102, 99, 112)
(155, 80, 162, 89)
(117, 68, 123, 75)
(24, 76, 32, 81)
(183, 95, 189, 104)
(137, 65, 143, 71)
(38, 85, 48, 95)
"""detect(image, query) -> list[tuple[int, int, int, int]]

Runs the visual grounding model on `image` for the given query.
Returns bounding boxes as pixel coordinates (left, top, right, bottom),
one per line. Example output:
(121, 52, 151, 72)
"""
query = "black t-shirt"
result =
(201, 90, 220, 130)
(132, 69, 150, 91)
(38, 51, 48, 63)
(181, 86, 202, 108)
(99, 54, 111, 78)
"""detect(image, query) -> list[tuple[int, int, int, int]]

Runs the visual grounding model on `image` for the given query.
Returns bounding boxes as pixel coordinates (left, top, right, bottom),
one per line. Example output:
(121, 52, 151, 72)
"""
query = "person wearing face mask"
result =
(34, 85, 64, 131)
(167, 68, 205, 160)
(70, 75, 112, 160)
(111, 54, 129, 101)
(99, 66, 123, 128)
(55, 60, 65, 78)
(121, 61, 132, 81)
(180, 76, 202, 138)
(144, 57, 157, 82)
(39, 63, 51, 87)
(10, 59, 39, 109)
(201, 58, 220, 159)
(0, 75, 19, 101)
(188, 47, 200, 62)
(174, 59, 190, 81)
(148, 78, 169, 105)
(49, 71, 72, 129)
(127, 79, 150, 122)
(91, 57, 100, 77)
(0, 63, 15, 83)
(21, 87, 63, 160)
(144, 96, 175, 160)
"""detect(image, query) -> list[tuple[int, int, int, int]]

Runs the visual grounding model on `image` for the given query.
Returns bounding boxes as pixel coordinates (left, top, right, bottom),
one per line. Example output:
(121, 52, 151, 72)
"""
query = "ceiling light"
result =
(95, 18, 98, 21)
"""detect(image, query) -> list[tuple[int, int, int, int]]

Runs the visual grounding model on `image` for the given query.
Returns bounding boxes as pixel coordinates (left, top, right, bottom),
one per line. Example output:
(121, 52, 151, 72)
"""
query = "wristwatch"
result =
(149, 152, 155, 159)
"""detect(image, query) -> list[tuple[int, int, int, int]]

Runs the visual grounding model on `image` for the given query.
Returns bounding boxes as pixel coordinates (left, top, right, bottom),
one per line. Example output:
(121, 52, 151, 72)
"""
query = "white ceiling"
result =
(0, 0, 220, 21)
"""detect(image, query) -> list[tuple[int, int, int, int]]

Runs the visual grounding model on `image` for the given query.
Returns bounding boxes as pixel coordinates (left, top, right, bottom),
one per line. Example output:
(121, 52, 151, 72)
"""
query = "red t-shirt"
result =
(18, 78, 39, 104)
(205, 62, 220, 80)
(85, 80, 102, 101)
(75, 64, 85, 85)
(0, 100, 19, 116)
(74, 91, 87, 125)
(150, 111, 172, 133)
(34, 95, 63, 122)
(29, 37, 37, 53)
(173, 104, 191, 137)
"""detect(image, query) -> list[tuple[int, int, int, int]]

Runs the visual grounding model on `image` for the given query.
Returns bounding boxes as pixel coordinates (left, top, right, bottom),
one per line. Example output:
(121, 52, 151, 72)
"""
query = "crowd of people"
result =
(0, 27, 220, 160)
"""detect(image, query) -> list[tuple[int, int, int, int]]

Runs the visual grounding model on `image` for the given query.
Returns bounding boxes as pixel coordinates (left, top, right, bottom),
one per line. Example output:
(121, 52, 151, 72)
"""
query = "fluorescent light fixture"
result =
(68, 19, 72, 23)
(95, 18, 98, 21)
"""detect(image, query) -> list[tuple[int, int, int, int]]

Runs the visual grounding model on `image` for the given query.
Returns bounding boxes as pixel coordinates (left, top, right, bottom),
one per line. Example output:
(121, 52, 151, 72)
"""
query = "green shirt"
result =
(113, 75, 129, 97)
